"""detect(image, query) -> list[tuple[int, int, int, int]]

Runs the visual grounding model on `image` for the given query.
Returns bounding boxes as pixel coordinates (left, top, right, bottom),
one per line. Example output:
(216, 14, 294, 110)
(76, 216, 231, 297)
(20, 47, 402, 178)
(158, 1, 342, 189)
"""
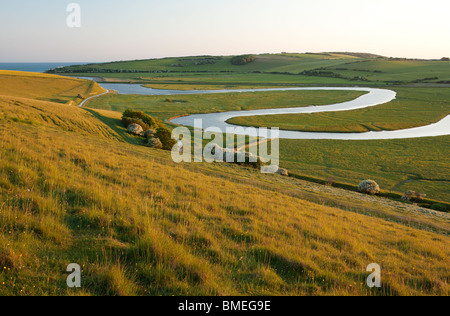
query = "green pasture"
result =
(86, 90, 365, 121)
(227, 87, 450, 133)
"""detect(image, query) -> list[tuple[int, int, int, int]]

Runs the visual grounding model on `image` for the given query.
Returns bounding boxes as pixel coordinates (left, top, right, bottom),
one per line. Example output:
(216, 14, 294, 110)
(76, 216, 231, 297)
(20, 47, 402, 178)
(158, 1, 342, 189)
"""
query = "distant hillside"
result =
(47, 53, 367, 74)
(48, 53, 450, 85)
(327, 52, 385, 59)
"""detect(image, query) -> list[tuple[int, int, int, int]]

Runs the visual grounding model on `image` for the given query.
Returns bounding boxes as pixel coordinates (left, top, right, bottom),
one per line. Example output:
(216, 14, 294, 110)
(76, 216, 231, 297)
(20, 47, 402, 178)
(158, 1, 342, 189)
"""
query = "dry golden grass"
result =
(0, 70, 105, 105)
(0, 71, 116, 140)
(0, 95, 121, 140)
(0, 71, 448, 296)
(0, 122, 448, 296)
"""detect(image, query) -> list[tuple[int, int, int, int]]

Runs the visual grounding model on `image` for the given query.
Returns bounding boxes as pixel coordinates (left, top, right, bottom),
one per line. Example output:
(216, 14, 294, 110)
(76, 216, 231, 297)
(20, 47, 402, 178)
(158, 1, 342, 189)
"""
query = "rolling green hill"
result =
(0, 71, 449, 296)
(51, 53, 450, 86)
(319, 59, 450, 83)
(50, 53, 361, 74)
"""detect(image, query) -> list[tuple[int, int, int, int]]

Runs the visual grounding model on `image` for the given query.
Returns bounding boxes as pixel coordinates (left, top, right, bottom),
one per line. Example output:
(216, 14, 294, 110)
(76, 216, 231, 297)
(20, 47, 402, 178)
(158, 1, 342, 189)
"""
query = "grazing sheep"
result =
(261, 165, 279, 174)
(276, 168, 289, 176)
(260, 165, 288, 176)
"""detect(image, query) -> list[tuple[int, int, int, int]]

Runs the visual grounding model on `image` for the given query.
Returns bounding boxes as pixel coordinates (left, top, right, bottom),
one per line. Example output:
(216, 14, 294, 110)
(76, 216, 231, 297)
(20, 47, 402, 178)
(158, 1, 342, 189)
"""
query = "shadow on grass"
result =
(83, 108, 146, 146)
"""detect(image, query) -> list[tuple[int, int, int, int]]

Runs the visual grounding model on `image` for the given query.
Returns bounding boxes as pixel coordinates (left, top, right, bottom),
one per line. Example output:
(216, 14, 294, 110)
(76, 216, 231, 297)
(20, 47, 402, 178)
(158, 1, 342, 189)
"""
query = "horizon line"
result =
(1, 51, 449, 64)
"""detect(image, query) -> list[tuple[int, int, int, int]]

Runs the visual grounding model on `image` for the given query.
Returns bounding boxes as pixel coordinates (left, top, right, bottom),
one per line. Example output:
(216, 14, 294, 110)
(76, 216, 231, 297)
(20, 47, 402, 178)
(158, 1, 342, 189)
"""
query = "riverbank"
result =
(75, 78, 450, 140)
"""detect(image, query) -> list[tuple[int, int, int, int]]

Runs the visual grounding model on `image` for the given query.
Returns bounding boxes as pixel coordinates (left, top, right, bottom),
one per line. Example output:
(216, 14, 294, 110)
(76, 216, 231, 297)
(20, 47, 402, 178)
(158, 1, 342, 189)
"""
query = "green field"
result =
(279, 137, 450, 202)
(1, 70, 449, 296)
(320, 59, 450, 83)
(86, 90, 365, 121)
(227, 87, 450, 133)
(68, 71, 358, 87)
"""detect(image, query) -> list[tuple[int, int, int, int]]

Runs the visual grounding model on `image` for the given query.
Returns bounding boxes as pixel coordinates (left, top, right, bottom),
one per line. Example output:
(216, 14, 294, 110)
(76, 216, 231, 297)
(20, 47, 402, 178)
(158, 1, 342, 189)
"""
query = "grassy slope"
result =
(56, 53, 359, 73)
(0, 71, 105, 105)
(0, 72, 449, 296)
(0, 71, 113, 139)
(322, 59, 450, 83)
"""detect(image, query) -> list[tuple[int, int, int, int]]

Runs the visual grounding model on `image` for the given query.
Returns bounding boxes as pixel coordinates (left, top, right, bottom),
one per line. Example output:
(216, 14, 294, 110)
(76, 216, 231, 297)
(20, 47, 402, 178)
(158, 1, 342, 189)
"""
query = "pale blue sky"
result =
(1, 0, 449, 62)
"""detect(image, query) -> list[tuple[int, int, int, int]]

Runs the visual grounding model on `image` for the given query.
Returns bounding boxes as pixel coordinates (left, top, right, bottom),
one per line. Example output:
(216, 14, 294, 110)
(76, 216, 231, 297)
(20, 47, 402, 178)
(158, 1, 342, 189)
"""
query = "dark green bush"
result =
(431, 203, 449, 213)
(225, 152, 263, 170)
(122, 117, 151, 131)
(155, 127, 177, 151)
(122, 109, 158, 129)
(231, 55, 256, 66)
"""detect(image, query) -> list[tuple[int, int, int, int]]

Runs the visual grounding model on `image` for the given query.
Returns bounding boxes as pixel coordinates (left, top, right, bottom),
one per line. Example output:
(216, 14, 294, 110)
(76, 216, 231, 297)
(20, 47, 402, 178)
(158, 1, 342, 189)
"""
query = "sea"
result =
(0, 63, 87, 73)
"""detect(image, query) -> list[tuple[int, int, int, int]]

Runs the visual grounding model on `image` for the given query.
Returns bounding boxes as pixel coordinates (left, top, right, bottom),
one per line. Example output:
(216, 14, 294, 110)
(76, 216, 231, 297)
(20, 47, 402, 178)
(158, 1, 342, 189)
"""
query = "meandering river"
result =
(79, 77, 450, 140)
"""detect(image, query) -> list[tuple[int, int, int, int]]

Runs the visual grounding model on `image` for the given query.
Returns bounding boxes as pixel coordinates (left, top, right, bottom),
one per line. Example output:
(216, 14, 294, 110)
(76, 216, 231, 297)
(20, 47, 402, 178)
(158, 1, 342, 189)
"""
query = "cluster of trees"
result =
(231, 55, 256, 66)
(154, 127, 177, 151)
(122, 109, 161, 130)
(122, 109, 176, 151)
(193, 58, 218, 65)
(230, 152, 263, 169)
(300, 70, 345, 78)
